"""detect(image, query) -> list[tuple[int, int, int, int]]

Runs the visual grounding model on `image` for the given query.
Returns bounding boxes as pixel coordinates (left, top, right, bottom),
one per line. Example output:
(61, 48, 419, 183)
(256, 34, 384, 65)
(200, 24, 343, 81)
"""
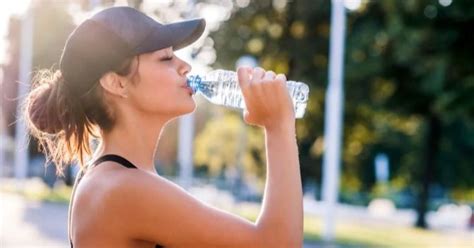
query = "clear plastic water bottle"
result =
(187, 69, 310, 118)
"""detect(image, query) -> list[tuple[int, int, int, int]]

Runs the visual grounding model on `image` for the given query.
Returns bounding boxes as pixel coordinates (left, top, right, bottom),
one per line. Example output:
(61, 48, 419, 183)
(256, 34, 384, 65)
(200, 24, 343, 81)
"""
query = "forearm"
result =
(256, 125, 303, 245)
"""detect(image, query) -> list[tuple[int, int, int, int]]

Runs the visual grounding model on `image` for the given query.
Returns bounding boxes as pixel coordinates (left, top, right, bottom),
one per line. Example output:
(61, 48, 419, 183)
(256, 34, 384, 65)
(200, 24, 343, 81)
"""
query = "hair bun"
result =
(25, 70, 65, 134)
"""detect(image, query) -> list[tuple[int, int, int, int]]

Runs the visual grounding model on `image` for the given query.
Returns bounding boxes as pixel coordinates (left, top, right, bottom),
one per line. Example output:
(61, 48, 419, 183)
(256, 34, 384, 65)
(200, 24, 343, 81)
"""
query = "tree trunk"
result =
(415, 114, 441, 228)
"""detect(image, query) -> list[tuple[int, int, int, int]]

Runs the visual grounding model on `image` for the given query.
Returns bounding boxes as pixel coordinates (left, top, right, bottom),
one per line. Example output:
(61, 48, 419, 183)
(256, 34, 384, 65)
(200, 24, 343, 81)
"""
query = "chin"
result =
(176, 101, 196, 116)
(158, 99, 196, 119)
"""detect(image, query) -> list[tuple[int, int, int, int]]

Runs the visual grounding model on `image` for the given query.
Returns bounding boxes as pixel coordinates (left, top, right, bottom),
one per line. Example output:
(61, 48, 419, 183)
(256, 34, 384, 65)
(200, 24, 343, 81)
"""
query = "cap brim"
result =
(164, 18, 206, 50)
(135, 18, 206, 54)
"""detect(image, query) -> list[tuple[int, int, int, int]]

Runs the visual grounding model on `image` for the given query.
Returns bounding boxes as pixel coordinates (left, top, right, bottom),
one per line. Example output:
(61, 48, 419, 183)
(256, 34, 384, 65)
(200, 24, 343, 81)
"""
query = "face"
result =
(124, 47, 194, 118)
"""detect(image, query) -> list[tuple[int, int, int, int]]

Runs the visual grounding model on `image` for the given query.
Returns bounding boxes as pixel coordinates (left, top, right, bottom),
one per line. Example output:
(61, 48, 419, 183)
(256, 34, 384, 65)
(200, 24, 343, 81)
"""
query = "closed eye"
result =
(161, 56, 173, 61)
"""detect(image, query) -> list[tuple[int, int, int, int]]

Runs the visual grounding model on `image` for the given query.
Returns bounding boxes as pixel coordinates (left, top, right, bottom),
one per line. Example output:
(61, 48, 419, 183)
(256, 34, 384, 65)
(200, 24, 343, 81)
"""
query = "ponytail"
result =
(24, 70, 101, 175)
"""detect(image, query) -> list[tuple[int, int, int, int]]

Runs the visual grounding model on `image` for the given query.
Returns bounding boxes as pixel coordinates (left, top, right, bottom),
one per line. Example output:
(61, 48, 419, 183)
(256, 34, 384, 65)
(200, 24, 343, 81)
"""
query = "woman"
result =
(25, 6, 303, 248)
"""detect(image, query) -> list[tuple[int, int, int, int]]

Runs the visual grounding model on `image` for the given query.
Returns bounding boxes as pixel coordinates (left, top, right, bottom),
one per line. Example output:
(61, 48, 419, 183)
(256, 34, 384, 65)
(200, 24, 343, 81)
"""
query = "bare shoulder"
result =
(76, 161, 169, 210)
(76, 164, 187, 230)
(78, 162, 272, 247)
(71, 162, 160, 244)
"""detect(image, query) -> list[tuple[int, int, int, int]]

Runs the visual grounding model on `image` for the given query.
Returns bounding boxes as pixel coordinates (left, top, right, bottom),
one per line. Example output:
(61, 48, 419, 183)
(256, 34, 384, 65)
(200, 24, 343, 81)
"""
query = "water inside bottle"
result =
(188, 71, 309, 118)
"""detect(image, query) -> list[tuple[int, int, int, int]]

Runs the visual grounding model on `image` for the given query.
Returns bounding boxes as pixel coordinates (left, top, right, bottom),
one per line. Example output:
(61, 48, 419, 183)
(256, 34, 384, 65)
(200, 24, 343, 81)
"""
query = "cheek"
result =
(137, 71, 168, 100)
(138, 84, 174, 109)
(130, 67, 194, 115)
(132, 81, 191, 114)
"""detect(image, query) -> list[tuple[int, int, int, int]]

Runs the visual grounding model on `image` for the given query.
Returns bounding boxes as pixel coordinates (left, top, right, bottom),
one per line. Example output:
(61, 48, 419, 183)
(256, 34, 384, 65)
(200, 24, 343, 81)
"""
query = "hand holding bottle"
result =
(237, 67, 295, 131)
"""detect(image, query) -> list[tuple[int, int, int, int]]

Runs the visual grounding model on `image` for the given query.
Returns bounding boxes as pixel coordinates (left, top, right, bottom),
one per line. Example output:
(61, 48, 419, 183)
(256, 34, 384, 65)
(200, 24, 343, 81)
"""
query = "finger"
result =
(263, 70, 276, 80)
(252, 67, 265, 83)
(246, 67, 254, 82)
(275, 73, 287, 84)
(237, 67, 251, 89)
(275, 74, 290, 99)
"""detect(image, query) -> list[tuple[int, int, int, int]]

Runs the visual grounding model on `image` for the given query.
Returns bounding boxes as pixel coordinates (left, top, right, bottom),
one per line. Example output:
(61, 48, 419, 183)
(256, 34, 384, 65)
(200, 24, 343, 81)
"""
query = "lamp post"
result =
(14, 4, 34, 185)
(321, 0, 347, 241)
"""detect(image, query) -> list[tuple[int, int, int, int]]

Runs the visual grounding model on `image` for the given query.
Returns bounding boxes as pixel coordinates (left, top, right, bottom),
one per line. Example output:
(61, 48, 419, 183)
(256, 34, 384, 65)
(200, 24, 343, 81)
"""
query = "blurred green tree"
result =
(210, 0, 474, 229)
(349, 0, 474, 228)
(194, 113, 266, 183)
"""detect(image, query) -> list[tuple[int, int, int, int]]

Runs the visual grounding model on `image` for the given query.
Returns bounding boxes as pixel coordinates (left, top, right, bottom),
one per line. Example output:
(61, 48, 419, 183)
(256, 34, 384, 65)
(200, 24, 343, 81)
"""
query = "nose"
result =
(178, 57, 192, 76)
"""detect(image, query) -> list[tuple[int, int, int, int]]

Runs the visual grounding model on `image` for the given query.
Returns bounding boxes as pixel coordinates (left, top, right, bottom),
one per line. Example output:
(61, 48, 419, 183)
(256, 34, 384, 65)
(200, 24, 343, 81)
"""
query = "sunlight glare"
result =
(0, 0, 32, 64)
(344, 0, 362, 11)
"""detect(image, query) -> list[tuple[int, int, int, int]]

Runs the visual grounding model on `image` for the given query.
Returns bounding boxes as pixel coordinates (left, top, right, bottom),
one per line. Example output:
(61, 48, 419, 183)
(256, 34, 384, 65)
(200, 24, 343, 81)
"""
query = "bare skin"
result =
(70, 47, 303, 247)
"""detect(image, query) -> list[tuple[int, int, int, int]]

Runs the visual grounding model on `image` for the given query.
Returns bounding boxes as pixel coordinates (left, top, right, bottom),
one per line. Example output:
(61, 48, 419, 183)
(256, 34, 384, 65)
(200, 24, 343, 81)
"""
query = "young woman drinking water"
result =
(24, 6, 302, 248)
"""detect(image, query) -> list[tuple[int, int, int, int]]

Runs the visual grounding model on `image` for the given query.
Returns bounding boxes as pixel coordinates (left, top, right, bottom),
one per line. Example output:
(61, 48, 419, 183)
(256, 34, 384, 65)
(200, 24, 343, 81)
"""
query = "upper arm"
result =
(107, 171, 272, 248)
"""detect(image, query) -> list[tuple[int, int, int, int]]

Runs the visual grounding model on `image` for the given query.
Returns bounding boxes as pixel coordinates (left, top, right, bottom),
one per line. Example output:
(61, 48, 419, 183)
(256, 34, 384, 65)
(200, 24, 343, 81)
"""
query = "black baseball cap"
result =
(59, 6, 206, 94)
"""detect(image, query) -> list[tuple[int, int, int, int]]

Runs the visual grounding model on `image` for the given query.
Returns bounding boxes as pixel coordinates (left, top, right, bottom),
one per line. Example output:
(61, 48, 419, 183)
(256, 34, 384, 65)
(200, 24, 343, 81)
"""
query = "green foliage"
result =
(194, 112, 266, 183)
(351, 0, 474, 196)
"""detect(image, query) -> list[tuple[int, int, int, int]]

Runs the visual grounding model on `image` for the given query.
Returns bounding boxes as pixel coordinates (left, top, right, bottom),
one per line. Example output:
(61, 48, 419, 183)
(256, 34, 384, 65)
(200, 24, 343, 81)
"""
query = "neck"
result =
(96, 112, 171, 174)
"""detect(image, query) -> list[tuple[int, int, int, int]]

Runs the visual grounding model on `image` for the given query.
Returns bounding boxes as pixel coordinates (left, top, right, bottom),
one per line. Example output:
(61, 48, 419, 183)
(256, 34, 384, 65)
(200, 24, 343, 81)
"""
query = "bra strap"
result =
(90, 154, 138, 169)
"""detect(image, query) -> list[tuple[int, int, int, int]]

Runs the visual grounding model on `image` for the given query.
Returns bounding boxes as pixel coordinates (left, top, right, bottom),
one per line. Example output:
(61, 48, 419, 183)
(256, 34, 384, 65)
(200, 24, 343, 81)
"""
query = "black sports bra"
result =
(68, 154, 164, 248)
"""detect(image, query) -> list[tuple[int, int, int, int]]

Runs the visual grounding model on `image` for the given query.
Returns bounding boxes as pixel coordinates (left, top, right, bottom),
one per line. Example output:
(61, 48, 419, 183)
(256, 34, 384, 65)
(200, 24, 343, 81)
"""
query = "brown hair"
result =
(24, 56, 139, 176)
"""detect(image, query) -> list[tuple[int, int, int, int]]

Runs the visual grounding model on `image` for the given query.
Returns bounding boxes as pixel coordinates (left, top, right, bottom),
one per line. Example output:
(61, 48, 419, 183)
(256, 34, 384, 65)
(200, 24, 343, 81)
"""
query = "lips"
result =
(181, 85, 194, 95)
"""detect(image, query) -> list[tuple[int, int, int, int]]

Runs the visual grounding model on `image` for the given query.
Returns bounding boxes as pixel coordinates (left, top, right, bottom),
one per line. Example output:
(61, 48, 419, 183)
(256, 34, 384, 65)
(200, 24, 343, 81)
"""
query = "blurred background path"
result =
(1, 191, 68, 247)
(1, 179, 472, 248)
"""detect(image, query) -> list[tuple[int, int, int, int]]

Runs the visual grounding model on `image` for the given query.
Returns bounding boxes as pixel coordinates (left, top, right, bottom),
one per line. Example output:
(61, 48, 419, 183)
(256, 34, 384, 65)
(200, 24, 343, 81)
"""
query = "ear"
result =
(99, 72, 128, 98)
